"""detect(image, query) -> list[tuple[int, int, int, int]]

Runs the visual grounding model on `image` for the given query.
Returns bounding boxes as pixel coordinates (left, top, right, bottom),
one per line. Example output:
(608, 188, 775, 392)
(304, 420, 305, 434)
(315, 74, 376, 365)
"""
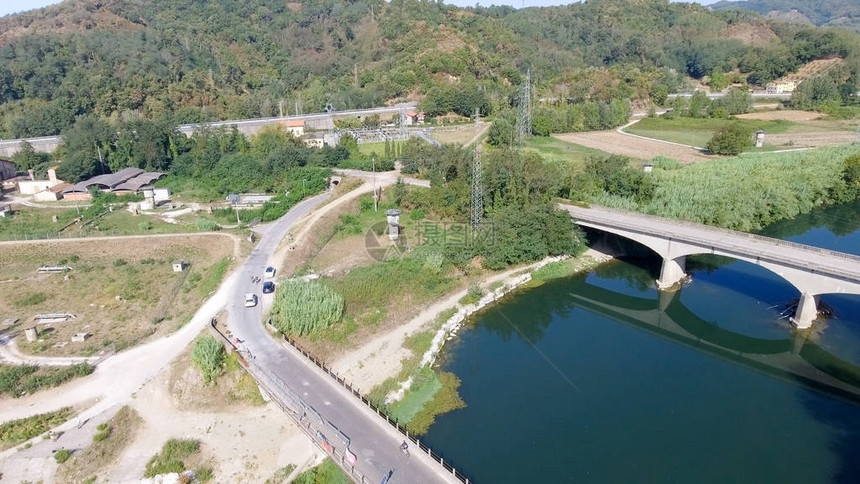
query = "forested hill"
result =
(710, 1, 860, 32)
(0, 0, 858, 139)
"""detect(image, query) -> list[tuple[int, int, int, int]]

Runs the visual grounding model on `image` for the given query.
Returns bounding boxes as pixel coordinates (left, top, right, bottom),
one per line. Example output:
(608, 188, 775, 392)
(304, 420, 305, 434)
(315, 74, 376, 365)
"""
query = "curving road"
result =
(226, 191, 460, 484)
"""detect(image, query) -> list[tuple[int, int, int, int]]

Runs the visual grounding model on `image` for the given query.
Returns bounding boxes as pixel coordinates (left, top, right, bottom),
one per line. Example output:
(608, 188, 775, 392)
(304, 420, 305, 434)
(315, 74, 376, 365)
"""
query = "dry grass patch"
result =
(168, 344, 265, 411)
(0, 235, 235, 357)
(56, 406, 143, 484)
(430, 124, 487, 145)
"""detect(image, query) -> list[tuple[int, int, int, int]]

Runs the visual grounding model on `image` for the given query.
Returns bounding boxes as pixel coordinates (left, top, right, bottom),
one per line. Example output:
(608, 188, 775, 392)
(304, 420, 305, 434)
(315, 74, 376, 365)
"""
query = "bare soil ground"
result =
(0, 234, 237, 358)
(761, 131, 858, 149)
(736, 110, 825, 121)
(553, 131, 718, 164)
(0, 343, 317, 484)
(105, 349, 315, 483)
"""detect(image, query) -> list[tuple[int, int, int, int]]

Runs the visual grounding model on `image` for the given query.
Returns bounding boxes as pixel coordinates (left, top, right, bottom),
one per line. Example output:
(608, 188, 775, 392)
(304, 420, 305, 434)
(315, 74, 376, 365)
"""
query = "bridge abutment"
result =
(656, 256, 686, 290)
(791, 292, 819, 330)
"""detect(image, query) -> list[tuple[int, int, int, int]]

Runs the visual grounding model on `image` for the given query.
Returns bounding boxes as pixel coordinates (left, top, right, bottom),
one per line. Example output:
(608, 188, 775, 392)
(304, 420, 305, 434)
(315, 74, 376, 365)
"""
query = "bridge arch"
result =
(572, 215, 860, 330)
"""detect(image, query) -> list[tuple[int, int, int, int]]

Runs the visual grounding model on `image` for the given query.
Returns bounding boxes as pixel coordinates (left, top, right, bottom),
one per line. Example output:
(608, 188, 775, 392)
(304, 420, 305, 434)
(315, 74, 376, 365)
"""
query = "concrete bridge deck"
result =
(562, 203, 860, 329)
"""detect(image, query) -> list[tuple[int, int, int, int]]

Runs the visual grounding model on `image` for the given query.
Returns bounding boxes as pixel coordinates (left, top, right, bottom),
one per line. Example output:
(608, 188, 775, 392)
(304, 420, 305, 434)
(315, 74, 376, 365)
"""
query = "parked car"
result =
(244, 293, 257, 308)
(264, 266, 276, 279)
(262, 281, 275, 294)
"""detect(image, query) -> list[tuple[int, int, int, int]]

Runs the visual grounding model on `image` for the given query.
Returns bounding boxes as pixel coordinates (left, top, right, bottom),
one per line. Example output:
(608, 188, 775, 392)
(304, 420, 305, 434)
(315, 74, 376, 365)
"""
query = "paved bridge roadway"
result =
(562, 204, 860, 329)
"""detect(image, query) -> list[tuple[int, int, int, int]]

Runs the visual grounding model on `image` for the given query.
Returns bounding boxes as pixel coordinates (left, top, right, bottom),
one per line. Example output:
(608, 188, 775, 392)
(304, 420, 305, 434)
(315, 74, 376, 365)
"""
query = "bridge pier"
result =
(791, 292, 819, 330)
(656, 256, 686, 290)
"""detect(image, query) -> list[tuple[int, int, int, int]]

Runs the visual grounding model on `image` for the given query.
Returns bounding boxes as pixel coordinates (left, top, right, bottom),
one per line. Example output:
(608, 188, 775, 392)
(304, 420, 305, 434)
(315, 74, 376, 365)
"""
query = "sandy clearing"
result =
(735, 110, 825, 121)
(331, 250, 611, 394)
(107, 366, 317, 483)
(553, 131, 716, 164)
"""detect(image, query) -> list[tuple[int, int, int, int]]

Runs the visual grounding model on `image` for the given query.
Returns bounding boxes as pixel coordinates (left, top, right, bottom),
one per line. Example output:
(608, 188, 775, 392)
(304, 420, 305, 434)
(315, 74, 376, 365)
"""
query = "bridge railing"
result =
(566, 204, 860, 280)
(281, 332, 471, 484)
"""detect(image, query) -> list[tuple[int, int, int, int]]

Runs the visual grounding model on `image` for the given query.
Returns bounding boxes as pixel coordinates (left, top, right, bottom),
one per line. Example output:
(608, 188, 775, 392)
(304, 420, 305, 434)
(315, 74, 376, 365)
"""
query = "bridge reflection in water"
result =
(569, 281, 860, 401)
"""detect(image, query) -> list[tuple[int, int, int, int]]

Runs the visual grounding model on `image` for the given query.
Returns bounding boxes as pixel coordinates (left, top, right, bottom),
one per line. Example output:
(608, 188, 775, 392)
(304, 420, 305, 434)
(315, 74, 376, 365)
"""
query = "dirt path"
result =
(331, 250, 611, 393)
(0, 335, 101, 366)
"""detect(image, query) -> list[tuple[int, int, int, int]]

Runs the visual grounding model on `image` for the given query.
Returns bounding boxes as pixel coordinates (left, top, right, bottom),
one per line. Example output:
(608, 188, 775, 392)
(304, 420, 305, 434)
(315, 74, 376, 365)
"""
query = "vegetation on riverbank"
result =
(291, 458, 350, 484)
(589, 145, 860, 231)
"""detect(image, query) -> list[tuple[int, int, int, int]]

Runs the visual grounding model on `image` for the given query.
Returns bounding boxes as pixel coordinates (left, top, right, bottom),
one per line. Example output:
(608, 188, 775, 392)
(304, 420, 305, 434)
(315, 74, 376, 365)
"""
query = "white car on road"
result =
(244, 293, 258, 308)
(264, 266, 276, 280)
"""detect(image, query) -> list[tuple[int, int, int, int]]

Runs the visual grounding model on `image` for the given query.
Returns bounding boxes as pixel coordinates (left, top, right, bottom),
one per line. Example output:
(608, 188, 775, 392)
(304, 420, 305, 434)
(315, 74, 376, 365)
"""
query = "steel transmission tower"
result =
(516, 68, 532, 146)
(471, 145, 483, 230)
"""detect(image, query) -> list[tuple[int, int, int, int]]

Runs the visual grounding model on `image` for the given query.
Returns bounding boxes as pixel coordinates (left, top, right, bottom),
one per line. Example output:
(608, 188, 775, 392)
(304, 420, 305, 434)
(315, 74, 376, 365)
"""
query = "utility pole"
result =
(96, 144, 105, 174)
(372, 156, 378, 212)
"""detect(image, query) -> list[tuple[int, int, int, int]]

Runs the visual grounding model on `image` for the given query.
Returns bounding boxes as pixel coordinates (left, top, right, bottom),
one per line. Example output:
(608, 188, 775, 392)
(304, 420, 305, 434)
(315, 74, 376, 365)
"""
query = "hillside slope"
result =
(711, 0, 860, 32)
(0, 0, 857, 138)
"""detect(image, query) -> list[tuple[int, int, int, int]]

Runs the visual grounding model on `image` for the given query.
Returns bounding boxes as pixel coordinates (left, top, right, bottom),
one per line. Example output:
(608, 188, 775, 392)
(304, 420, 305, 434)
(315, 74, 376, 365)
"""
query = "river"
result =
(424, 200, 860, 483)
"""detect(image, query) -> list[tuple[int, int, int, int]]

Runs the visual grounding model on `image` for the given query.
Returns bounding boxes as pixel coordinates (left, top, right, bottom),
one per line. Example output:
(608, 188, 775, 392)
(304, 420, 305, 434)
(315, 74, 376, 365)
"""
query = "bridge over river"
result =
(563, 204, 860, 329)
(569, 282, 860, 401)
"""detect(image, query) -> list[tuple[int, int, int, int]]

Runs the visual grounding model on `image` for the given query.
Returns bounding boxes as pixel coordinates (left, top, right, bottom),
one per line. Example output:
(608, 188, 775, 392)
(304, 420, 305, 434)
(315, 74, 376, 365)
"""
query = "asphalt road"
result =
(226, 192, 460, 484)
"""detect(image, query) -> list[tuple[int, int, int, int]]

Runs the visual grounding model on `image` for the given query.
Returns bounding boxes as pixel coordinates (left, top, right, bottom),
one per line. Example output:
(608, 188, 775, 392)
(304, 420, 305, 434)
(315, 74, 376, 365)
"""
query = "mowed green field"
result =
(624, 117, 795, 147)
(523, 136, 616, 169)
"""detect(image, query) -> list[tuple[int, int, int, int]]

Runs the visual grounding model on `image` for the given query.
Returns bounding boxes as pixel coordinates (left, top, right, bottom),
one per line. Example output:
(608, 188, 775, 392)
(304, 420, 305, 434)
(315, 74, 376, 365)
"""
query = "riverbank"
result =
(331, 249, 613, 396)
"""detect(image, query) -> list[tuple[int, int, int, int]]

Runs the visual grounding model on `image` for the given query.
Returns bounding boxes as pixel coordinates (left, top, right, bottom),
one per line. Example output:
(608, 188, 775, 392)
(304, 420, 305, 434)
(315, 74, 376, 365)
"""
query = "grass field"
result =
(0, 235, 236, 357)
(625, 117, 797, 147)
(0, 205, 235, 241)
(522, 136, 613, 168)
(429, 124, 487, 145)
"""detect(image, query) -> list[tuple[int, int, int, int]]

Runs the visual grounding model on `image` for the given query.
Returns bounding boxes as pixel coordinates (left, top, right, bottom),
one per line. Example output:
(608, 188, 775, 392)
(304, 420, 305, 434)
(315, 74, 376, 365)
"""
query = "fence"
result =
(209, 320, 470, 483)
(567, 204, 860, 281)
(280, 333, 472, 484)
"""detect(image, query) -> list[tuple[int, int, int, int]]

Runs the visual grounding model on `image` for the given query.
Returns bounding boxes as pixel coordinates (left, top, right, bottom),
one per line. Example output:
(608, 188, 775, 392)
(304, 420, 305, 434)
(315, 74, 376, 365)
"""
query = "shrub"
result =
(0, 408, 73, 445)
(143, 439, 200, 478)
(271, 281, 344, 335)
(0, 363, 94, 398)
(191, 336, 225, 384)
(706, 123, 753, 155)
(113, 259, 128, 267)
(460, 282, 483, 305)
(54, 449, 71, 463)
(196, 219, 219, 231)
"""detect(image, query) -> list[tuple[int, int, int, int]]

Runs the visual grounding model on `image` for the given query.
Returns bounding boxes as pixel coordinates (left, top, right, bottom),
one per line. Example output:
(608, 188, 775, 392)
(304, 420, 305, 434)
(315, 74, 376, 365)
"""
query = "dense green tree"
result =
(55, 116, 114, 182)
(11, 141, 51, 172)
(487, 117, 514, 147)
(706, 123, 754, 155)
(792, 76, 842, 110)
(718, 88, 753, 115)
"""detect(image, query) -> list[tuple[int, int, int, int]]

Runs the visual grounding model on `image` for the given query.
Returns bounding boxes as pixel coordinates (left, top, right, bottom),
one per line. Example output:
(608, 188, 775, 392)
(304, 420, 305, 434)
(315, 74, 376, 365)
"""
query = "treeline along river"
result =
(424, 200, 860, 483)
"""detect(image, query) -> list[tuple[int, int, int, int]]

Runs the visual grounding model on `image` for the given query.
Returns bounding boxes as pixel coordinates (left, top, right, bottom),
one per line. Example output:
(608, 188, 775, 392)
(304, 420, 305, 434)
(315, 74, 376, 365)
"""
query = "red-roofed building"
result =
(280, 119, 305, 137)
(403, 110, 425, 126)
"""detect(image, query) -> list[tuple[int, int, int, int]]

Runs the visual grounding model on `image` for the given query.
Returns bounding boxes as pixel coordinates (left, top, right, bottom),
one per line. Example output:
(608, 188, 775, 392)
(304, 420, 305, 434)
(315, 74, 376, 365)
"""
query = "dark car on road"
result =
(262, 281, 275, 294)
